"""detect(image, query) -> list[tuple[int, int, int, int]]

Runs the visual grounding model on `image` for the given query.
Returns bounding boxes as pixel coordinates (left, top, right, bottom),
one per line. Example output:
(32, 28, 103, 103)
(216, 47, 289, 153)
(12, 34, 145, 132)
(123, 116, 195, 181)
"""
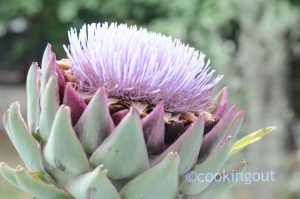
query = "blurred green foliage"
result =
(1, 0, 299, 71)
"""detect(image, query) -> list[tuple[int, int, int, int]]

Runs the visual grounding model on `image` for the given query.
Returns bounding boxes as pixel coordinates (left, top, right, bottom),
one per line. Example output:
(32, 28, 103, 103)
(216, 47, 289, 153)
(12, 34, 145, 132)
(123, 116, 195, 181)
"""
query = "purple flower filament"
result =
(64, 23, 222, 113)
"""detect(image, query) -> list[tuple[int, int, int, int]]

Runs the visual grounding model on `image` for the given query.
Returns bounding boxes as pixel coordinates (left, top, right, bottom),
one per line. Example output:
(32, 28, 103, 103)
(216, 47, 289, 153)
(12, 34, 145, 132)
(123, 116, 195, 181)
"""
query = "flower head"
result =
(64, 23, 222, 113)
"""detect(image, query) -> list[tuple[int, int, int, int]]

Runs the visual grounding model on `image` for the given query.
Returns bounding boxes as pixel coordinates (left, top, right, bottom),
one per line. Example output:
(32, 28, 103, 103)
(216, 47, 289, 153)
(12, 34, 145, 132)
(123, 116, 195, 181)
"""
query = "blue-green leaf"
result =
(154, 118, 204, 175)
(26, 62, 41, 135)
(39, 74, 59, 141)
(66, 165, 120, 199)
(90, 109, 149, 179)
(3, 102, 44, 172)
(75, 88, 114, 154)
(120, 152, 179, 199)
(44, 106, 89, 185)
(0, 163, 71, 199)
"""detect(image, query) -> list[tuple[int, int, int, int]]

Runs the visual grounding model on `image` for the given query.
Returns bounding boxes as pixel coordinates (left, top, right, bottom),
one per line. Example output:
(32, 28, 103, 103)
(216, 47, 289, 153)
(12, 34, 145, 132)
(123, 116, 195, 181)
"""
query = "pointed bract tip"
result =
(30, 62, 38, 68)
(94, 165, 108, 174)
(59, 104, 71, 114)
(9, 101, 21, 112)
(236, 109, 245, 118)
(0, 162, 6, 167)
(129, 107, 139, 116)
(43, 44, 52, 57)
(95, 87, 108, 99)
(194, 116, 205, 125)
(221, 86, 228, 95)
(155, 101, 165, 111)
(167, 151, 179, 159)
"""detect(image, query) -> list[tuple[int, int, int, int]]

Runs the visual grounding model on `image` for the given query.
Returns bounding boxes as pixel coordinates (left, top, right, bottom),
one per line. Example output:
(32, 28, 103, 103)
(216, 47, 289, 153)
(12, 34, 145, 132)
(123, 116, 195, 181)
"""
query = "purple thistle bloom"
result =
(64, 23, 222, 113)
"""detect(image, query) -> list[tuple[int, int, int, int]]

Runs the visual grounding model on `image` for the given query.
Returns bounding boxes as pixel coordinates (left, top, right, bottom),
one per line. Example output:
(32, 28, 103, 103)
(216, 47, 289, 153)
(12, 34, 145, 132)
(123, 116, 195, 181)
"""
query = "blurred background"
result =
(0, 0, 300, 198)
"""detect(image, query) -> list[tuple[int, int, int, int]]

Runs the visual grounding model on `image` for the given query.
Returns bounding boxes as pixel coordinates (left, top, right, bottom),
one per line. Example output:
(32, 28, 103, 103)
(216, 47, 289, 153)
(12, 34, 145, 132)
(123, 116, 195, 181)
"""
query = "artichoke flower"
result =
(1, 23, 252, 199)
